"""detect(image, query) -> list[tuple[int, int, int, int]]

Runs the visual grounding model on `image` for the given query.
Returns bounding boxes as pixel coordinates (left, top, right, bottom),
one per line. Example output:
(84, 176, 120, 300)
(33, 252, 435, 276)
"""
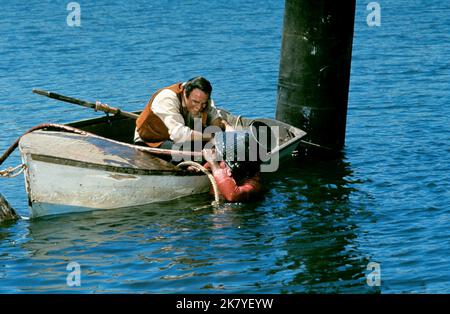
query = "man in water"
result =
(203, 131, 262, 202)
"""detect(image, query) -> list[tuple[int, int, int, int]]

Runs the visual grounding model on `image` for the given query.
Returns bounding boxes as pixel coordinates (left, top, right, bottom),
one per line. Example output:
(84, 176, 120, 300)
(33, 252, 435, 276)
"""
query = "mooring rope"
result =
(0, 163, 26, 178)
(177, 161, 221, 207)
(234, 115, 243, 130)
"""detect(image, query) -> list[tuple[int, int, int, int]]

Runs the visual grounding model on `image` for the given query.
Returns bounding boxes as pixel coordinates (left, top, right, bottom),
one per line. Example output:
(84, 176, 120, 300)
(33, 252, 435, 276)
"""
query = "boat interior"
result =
(66, 109, 304, 153)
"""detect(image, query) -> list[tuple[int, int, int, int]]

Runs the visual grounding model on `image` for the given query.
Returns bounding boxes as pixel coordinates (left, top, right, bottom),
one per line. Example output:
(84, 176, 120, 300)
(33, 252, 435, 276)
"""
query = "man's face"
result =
(184, 88, 209, 116)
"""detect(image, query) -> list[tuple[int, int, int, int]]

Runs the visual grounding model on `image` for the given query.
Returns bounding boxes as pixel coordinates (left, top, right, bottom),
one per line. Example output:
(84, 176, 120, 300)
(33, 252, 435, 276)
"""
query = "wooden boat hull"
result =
(18, 111, 306, 218)
(19, 131, 210, 218)
(22, 157, 210, 218)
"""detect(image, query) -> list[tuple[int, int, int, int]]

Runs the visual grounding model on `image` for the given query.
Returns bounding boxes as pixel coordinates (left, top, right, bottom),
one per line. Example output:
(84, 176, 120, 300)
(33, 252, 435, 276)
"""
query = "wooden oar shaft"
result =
(32, 89, 139, 119)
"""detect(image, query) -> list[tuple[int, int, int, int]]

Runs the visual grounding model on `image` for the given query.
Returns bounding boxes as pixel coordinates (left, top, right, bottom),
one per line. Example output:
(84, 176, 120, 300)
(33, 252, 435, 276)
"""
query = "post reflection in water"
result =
(262, 155, 377, 293)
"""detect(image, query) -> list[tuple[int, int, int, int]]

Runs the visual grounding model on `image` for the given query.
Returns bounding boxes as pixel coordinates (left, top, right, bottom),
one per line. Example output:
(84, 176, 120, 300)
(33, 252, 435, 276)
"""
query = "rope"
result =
(0, 163, 26, 178)
(234, 115, 243, 130)
(177, 161, 221, 207)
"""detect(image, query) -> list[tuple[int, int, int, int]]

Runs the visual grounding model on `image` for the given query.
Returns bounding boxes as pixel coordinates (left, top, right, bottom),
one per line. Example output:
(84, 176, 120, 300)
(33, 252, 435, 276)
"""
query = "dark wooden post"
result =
(0, 193, 19, 222)
(276, 0, 356, 156)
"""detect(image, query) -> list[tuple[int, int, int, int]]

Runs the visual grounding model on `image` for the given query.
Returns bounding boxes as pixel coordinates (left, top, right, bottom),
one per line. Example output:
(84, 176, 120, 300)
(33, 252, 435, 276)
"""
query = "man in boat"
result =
(203, 131, 262, 202)
(134, 76, 233, 150)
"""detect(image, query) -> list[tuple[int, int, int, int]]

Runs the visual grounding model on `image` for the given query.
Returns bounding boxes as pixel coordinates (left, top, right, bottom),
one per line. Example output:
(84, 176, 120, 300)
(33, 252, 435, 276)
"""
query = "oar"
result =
(32, 89, 139, 119)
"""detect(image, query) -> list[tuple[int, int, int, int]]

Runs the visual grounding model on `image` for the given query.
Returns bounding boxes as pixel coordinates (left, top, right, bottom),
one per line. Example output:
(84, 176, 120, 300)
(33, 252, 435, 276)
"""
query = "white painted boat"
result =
(18, 111, 306, 218)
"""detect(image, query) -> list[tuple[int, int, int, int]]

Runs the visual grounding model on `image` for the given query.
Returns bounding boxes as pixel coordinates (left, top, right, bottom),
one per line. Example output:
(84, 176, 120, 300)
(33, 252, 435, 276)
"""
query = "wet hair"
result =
(215, 131, 261, 182)
(184, 76, 212, 98)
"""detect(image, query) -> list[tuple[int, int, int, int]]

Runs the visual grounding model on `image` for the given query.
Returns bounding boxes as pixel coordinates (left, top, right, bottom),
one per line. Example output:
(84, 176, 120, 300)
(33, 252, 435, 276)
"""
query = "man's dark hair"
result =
(184, 76, 212, 98)
(214, 131, 261, 182)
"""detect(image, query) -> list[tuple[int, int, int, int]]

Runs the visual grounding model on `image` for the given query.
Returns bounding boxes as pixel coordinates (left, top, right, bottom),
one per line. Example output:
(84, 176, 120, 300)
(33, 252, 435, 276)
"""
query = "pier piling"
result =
(276, 0, 356, 156)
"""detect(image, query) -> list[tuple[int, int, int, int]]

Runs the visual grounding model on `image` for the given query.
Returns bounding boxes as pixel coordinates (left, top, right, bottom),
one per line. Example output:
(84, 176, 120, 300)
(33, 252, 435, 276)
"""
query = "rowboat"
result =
(18, 110, 306, 218)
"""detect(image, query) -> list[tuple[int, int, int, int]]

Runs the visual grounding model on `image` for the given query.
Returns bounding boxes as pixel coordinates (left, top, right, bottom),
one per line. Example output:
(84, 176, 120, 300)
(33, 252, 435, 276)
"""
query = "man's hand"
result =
(224, 121, 235, 132)
(202, 148, 216, 163)
(187, 166, 201, 173)
(203, 148, 220, 171)
(211, 117, 234, 132)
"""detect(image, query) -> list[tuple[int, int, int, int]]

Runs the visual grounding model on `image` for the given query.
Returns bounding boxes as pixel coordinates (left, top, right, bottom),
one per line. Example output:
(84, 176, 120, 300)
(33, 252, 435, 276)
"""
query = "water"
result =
(0, 0, 449, 293)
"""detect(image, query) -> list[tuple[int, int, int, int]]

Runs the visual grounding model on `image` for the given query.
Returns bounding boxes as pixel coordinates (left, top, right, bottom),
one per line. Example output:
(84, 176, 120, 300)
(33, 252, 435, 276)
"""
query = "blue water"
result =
(1, 0, 449, 293)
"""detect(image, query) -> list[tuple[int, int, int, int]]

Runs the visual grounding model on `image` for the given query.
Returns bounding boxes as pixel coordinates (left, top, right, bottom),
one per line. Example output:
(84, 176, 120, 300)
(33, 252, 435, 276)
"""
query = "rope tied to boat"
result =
(233, 115, 243, 129)
(176, 161, 221, 207)
(0, 163, 26, 178)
